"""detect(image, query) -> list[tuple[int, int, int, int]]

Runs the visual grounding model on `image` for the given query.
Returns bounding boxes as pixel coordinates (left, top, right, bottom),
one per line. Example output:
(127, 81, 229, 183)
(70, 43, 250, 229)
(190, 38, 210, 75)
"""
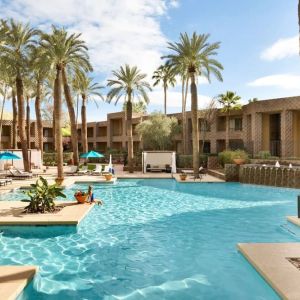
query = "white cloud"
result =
(260, 36, 298, 61)
(248, 74, 300, 90)
(0, 0, 178, 76)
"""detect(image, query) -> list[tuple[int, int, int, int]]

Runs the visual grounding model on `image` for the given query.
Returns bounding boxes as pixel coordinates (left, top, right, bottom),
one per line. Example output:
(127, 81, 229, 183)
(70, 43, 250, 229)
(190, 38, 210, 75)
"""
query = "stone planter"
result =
(104, 174, 113, 181)
(180, 174, 187, 181)
(55, 177, 64, 186)
(233, 158, 245, 165)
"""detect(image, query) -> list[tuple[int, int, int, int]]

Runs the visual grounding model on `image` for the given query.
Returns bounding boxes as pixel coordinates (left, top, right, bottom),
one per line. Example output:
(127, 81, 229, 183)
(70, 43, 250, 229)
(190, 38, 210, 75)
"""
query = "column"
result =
(252, 112, 262, 155)
(281, 110, 294, 158)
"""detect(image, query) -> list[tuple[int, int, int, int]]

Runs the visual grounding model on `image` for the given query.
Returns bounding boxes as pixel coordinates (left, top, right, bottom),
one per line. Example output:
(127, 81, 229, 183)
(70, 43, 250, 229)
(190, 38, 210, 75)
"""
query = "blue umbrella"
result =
(0, 152, 21, 160)
(80, 151, 104, 159)
(0, 152, 21, 175)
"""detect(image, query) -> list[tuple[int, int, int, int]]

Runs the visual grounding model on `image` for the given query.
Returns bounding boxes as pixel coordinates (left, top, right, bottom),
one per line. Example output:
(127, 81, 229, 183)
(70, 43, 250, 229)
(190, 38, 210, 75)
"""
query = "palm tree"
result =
(30, 46, 52, 157)
(73, 72, 104, 153)
(152, 63, 176, 114)
(42, 26, 92, 167)
(40, 27, 66, 180)
(217, 91, 241, 150)
(165, 32, 223, 178)
(107, 64, 151, 173)
(0, 19, 39, 171)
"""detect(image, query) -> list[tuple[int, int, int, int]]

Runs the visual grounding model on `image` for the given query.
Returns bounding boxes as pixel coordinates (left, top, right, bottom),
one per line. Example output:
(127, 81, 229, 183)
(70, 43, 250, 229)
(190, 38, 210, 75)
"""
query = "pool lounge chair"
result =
(77, 165, 89, 175)
(8, 169, 33, 179)
(102, 165, 111, 175)
(92, 164, 102, 175)
(65, 165, 78, 175)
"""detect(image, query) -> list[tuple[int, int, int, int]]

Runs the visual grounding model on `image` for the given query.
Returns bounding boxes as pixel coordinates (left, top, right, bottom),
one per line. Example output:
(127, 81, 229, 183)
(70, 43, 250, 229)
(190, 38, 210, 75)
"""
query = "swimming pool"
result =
(1, 179, 300, 299)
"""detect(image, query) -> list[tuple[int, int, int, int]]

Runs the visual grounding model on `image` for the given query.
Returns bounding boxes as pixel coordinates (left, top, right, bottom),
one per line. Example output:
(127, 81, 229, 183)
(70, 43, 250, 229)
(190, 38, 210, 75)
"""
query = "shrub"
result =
(257, 151, 271, 159)
(176, 154, 208, 168)
(43, 152, 73, 165)
(218, 149, 248, 167)
(22, 177, 66, 213)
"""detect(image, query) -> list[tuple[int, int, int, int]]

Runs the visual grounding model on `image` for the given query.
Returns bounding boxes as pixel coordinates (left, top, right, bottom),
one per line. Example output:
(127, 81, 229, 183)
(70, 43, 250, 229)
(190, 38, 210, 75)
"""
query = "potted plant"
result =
(22, 177, 66, 213)
(104, 173, 113, 181)
(232, 150, 248, 165)
(74, 191, 89, 203)
(179, 173, 187, 181)
(55, 177, 64, 186)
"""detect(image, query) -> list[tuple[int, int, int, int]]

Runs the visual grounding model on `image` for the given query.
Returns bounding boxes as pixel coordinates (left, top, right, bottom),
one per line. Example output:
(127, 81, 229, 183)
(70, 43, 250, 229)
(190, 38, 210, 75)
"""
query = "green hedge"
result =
(176, 154, 208, 168)
(43, 152, 73, 166)
(218, 150, 249, 167)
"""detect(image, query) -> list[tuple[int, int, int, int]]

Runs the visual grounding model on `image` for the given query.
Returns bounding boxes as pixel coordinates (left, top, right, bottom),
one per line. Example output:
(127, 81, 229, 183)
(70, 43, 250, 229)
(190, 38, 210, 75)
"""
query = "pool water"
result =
(1, 179, 300, 299)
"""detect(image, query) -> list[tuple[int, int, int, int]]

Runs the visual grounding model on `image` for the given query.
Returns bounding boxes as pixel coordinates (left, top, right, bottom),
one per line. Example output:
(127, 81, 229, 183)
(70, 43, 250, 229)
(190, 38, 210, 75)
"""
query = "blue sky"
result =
(1, 0, 299, 121)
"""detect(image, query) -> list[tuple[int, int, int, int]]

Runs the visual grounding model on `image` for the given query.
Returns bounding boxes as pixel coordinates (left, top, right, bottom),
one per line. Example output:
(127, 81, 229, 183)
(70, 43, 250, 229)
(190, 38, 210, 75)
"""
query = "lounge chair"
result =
(0, 179, 6, 186)
(77, 165, 89, 175)
(65, 165, 78, 175)
(102, 165, 111, 175)
(92, 164, 102, 175)
(8, 169, 33, 179)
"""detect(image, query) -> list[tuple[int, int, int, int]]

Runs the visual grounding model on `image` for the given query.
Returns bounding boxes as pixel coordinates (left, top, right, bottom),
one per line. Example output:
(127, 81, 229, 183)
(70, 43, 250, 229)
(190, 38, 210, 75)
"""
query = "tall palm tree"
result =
(165, 32, 223, 178)
(152, 63, 176, 114)
(73, 72, 104, 153)
(217, 91, 241, 150)
(40, 28, 66, 180)
(107, 64, 151, 173)
(42, 26, 92, 167)
(30, 46, 52, 157)
(0, 19, 39, 171)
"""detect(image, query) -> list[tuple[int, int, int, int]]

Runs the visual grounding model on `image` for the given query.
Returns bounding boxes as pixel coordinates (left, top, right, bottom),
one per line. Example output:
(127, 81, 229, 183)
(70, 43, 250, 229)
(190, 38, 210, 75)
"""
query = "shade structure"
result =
(0, 152, 21, 160)
(80, 151, 104, 159)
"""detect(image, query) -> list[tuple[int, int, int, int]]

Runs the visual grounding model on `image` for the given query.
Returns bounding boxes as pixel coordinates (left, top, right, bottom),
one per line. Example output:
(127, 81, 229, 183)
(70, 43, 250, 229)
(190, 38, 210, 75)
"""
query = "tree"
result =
(73, 72, 104, 153)
(166, 32, 223, 177)
(122, 101, 147, 114)
(0, 19, 39, 171)
(40, 27, 66, 180)
(107, 64, 151, 173)
(217, 91, 241, 150)
(30, 46, 52, 156)
(152, 63, 176, 114)
(136, 112, 180, 150)
(42, 26, 92, 166)
(200, 98, 217, 153)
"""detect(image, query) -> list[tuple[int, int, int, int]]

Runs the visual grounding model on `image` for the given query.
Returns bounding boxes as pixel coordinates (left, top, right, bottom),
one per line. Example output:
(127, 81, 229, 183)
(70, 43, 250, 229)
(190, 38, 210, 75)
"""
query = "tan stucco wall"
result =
(293, 111, 300, 157)
(262, 114, 270, 151)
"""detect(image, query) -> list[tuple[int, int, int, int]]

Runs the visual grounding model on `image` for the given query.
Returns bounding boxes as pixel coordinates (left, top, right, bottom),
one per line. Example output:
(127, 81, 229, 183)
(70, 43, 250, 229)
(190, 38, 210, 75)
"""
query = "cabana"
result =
(142, 151, 176, 174)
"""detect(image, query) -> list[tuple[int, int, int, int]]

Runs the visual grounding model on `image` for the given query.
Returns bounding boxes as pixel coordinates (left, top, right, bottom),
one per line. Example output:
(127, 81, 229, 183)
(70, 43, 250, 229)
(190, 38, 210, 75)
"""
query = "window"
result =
(229, 118, 242, 131)
(199, 119, 210, 132)
(217, 117, 226, 131)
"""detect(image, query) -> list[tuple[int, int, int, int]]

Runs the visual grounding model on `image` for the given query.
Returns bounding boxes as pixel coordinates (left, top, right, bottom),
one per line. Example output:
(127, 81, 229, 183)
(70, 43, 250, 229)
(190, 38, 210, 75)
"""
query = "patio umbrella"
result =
(80, 151, 104, 159)
(0, 152, 21, 175)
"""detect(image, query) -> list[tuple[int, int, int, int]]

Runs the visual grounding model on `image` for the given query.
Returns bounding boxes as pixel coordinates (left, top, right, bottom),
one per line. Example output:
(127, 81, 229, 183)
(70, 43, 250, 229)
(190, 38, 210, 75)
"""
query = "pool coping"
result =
(287, 216, 300, 227)
(0, 201, 94, 226)
(0, 265, 38, 300)
(237, 243, 300, 300)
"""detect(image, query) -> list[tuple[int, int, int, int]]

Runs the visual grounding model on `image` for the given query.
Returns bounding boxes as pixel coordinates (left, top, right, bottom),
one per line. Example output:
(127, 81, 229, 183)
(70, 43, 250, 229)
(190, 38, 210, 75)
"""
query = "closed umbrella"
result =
(108, 154, 113, 173)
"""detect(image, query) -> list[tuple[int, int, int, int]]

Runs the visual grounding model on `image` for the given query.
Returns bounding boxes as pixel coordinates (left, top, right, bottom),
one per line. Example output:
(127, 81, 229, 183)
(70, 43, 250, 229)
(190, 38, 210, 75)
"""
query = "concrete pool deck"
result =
(287, 216, 300, 227)
(238, 243, 300, 300)
(0, 265, 38, 300)
(0, 201, 94, 226)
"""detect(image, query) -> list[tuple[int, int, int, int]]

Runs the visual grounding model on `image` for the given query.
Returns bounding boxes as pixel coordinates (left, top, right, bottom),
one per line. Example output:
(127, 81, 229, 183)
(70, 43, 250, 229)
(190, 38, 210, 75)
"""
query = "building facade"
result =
(2, 96, 300, 158)
(77, 96, 300, 158)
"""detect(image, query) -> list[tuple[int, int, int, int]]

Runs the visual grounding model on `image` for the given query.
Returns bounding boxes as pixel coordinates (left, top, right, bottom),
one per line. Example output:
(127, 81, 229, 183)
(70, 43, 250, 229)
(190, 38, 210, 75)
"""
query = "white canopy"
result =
(142, 151, 176, 173)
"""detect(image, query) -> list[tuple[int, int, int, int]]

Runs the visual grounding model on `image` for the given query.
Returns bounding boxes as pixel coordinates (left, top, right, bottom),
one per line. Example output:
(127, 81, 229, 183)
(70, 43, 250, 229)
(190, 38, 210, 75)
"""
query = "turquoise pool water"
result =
(0, 179, 300, 299)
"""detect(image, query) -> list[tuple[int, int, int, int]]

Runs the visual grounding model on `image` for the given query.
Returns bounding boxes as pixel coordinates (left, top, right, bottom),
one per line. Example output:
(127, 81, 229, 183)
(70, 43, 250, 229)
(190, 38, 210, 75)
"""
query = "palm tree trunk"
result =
(52, 100, 56, 151)
(81, 94, 88, 153)
(190, 71, 199, 178)
(54, 65, 64, 179)
(35, 81, 43, 158)
(182, 76, 189, 154)
(163, 83, 167, 115)
(12, 90, 18, 149)
(26, 96, 30, 149)
(16, 74, 30, 171)
(181, 76, 186, 154)
(62, 68, 79, 166)
(126, 96, 134, 173)
(0, 85, 7, 149)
